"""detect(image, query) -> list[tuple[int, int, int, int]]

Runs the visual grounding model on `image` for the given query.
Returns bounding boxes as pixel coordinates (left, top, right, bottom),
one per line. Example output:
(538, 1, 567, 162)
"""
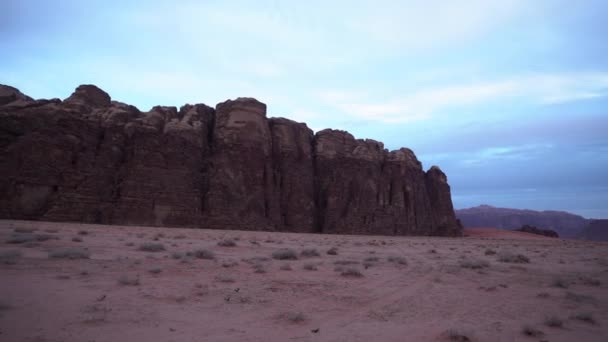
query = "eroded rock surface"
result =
(0, 84, 462, 236)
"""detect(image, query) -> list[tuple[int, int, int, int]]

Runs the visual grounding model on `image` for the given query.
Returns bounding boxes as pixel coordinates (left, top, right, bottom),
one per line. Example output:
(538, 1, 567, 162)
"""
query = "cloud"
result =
(320, 72, 608, 123)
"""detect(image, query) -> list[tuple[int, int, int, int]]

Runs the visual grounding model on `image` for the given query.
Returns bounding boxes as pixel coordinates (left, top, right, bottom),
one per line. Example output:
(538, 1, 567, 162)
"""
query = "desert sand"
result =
(1, 220, 607, 342)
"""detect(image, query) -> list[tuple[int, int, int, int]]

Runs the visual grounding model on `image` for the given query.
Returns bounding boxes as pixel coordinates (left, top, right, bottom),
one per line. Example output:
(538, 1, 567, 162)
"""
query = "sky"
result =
(1, 0, 607, 218)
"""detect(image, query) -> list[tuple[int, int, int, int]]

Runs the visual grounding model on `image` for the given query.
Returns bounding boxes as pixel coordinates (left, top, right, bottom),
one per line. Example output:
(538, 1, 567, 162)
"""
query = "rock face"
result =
(456, 205, 588, 238)
(0, 84, 462, 236)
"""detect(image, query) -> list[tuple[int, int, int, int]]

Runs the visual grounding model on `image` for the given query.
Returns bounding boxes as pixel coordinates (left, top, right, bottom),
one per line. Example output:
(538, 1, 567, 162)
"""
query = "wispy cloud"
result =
(320, 72, 608, 123)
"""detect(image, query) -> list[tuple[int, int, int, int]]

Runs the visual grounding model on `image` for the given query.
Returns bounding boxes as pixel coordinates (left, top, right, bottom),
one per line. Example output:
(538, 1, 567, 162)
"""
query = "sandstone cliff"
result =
(0, 84, 462, 236)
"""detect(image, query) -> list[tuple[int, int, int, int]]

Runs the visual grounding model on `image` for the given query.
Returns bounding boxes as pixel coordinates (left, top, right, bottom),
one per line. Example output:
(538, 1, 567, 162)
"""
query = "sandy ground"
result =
(1, 220, 607, 342)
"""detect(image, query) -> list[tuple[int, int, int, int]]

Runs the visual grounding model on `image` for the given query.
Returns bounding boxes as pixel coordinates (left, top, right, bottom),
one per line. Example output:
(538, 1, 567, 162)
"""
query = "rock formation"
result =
(456, 205, 588, 238)
(0, 84, 462, 236)
(515, 225, 559, 238)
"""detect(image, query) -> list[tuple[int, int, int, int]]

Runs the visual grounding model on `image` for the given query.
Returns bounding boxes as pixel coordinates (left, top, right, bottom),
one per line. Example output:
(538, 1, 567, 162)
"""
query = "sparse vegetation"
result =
(138, 243, 165, 252)
(363, 256, 379, 262)
(272, 248, 298, 260)
(280, 263, 292, 271)
(571, 312, 596, 324)
(484, 249, 496, 255)
(536, 292, 550, 298)
(544, 316, 563, 328)
(387, 255, 407, 265)
(6, 233, 36, 244)
(552, 277, 569, 288)
(459, 258, 489, 269)
(222, 260, 239, 268)
(334, 259, 359, 265)
(303, 263, 318, 271)
(14, 227, 36, 233)
(565, 291, 594, 303)
(339, 267, 363, 277)
(118, 275, 140, 286)
(326, 247, 338, 255)
(301, 248, 320, 257)
(445, 329, 472, 342)
(48, 247, 90, 259)
(497, 252, 529, 263)
(217, 239, 237, 247)
(522, 325, 544, 337)
(253, 263, 266, 273)
(285, 311, 306, 323)
(0, 250, 22, 265)
(78, 230, 88, 235)
(72, 236, 83, 242)
(148, 267, 162, 274)
(579, 276, 601, 287)
(193, 249, 215, 260)
(215, 274, 235, 283)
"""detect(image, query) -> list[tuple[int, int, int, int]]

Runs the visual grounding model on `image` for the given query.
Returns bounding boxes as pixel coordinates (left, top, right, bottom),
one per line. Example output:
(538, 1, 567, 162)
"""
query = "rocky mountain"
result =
(578, 220, 608, 241)
(456, 205, 588, 238)
(0, 84, 462, 236)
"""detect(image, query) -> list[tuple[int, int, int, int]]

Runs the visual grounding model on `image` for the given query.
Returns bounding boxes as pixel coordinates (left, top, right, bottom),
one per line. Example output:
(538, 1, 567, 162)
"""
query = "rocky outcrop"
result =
(0, 84, 462, 236)
(515, 225, 559, 238)
(456, 205, 588, 238)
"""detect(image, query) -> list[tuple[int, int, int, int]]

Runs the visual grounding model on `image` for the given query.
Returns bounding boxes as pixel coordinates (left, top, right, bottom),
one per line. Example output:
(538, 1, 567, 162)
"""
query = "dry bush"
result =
(497, 252, 529, 263)
(339, 267, 363, 277)
(118, 275, 140, 286)
(326, 247, 338, 255)
(193, 249, 215, 260)
(544, 316, 563, 328)
(48, 247, 90, 259)
(387, 255, 407, 265)
(138, 243, 165, 252)
(571, 312, 596, 324)
(445, 329, 472, 342)
(522, 325, 544, 337)
(303, 263, 318, 271)
(280, 263, 292, 271)
(217, 239, 237, 247)
(459, 258, 489, 269)
(301, 248, 320, 257)
(284, 311, 306, 323)
(72, 236, 83, 242)
(148, 267, 162, 274)
(272, 249, 298, 260)
(0, 250, 22, 265)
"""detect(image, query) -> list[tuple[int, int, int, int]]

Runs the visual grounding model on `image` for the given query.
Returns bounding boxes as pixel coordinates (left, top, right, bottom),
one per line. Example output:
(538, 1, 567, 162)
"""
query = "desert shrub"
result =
(280, 263, 292, 271)
(148, 267, 162, 274)
(285, 311, 306, 323)
(272, 249, 298, 260)
(571, 312, 596, 324)
(72, 236, 83, 242)
(326, 247, 338, 255)
(193, 249, 215, 260)
(301, 248, 320, 257)
(522, 325, 544, 337)
(253, 263, 266, 273)
(217, 239, 237, 247)
(303, 263, 318, 271)
(0, 250, 22, 265)
(6, 233, 36, 244)
(78, 230, 88, 235)
(118, 275, 140, 286)
(579, 276, 601, 287)
(498, 252, 529, 263)
(242, 256, 270, 264)
(14, 227, 36, 233)
(387, 256, 407, 265)
(138, 243, 165, 252)
(172, 252, 185, 259)
(544, 316, 563, 328)
(445, 329, 472, 342)
(48, 247, 90, 259)
(484, 249, 497, 255)
(364, 256, 379, 262)
(334, 259, 359, 265)
(125, 242, 135, 247)
(536, 292, 550, 298)
(459, 258, 489, 269)
(222, 260, 239, 268)
(215, 274, 235, 283)
(565, 292, 594, 303)
(552, 277, 569, 288)
(339, 267, 363, 277)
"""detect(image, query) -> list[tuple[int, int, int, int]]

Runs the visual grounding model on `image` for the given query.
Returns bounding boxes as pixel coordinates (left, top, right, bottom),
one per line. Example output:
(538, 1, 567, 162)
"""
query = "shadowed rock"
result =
(0, 84, 462, 236)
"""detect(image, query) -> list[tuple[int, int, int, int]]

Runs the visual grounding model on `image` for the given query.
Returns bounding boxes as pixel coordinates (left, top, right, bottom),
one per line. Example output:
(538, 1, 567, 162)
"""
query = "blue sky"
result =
(2, 0, 607, 218)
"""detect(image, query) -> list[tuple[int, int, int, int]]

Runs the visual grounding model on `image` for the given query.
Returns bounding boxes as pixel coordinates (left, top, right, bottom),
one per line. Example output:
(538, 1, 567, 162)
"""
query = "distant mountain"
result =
(455, 205, 589, 238)
(578, 220, 608, 241)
